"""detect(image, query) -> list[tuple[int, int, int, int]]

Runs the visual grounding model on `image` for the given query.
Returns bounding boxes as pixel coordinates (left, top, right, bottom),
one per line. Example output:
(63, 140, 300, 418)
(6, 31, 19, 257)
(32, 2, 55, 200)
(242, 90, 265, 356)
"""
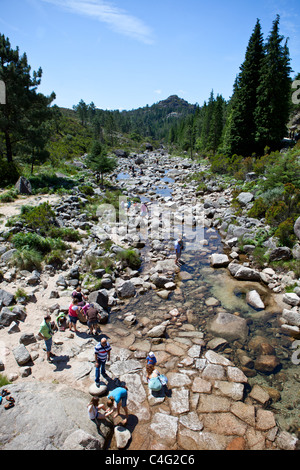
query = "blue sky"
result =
(1, 0, 300, 110)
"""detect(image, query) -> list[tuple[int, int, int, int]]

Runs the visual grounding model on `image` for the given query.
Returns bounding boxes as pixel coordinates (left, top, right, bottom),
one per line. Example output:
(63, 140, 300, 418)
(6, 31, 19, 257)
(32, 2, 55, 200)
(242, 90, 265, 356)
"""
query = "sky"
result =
(1, 0, 300, 111)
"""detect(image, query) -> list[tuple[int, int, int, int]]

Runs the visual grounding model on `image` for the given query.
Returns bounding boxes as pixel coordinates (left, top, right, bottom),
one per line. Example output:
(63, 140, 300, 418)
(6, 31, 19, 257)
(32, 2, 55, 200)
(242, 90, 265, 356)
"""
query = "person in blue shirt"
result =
(174, 236, 184, 266)
(146, 351, 157, 366)
(105, 387, 128, 425)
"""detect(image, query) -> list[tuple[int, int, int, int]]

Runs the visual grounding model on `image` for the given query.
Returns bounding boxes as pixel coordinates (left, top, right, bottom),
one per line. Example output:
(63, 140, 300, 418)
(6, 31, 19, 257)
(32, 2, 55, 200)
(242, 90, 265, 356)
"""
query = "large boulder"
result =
(115, 280, 136, 299)
(0, 307, 19, 327)
(294, 217, 300, 240)
(237, 192, 254, 206)
(114, 149, 128, 158)
(15, 176, 32, 195)
(208, 312, 249, 343)
(210, 254, 230, 268)
(269, 247, 292, 262)
(0, 382, 113, 450)
(88, 289, 109, 310)
(0, 289, 14, 306)
(233, 266, 261, 282)
(12, 344, 31, 366)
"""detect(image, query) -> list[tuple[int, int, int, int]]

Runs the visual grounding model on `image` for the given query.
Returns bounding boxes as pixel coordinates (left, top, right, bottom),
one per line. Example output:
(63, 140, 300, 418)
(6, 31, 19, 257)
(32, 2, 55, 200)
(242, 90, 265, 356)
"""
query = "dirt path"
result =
(0, 194, 61, 231)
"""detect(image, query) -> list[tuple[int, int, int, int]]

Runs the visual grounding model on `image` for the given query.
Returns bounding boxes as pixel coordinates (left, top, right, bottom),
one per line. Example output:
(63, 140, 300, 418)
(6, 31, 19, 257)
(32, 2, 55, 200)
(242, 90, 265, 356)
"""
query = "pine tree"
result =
(208, 94, 226, 153)
(73, 99, 88, 126)
(222, 19, 265, 156)
(198, 91, 215, 151)
(0, 34, 55, 163)
(254, 15, 292, 152)
(86, 141, 117, 186)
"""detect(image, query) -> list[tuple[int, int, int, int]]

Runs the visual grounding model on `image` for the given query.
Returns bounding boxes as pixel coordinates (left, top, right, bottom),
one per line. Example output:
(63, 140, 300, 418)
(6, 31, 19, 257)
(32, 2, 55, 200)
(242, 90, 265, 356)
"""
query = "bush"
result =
(0, 373, 11, 387)
(21, 202, 56, 234)
(28, 173, 79, 194)
(247, 197, 268, 219)
(116, 249, 141, 270)
(0, 189, 18, 203)
(45, 250, 65, 268)
(15, 288, 29, 301)
(83, 254, 115, 274)
(11, 248, 43, 271)
(274, 218, 296, 248)
(251, 247, 269, 269)
(12, 232, 68, 254)
(47, 227, 81, 242)
(79, 185, 94, 196)
(0, 158, 19, 187)
(265, 201, 287, 225)
(12, 232, 52, 254)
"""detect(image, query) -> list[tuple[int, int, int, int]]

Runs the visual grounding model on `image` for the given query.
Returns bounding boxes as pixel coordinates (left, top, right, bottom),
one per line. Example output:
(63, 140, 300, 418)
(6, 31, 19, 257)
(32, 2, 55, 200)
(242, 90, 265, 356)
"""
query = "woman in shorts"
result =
(68, 298, 82, 333)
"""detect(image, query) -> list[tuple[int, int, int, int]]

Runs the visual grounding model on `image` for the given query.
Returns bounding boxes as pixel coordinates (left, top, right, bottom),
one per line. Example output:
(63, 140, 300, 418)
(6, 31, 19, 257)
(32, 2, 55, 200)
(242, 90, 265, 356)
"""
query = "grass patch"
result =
(11, 248, 43, 271)
(116, 249, 141, 270)
(0, 373, 11, 387)
(0, 189, 19, 203)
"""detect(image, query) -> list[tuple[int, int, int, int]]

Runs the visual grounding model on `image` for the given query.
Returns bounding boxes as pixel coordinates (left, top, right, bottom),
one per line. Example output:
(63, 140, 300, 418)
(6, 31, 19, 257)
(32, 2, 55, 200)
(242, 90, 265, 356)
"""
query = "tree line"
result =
(168, 15, 296, 158)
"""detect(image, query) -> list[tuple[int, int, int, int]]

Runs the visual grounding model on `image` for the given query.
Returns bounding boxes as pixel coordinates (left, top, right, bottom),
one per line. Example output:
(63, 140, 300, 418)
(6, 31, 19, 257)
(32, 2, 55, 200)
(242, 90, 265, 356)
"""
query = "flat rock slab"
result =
(0, 382, 113, 450)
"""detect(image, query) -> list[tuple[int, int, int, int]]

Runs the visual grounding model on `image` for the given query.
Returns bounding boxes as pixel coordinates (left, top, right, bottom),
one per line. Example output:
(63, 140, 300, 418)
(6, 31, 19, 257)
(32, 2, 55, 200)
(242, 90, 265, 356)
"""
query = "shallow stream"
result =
(114, 169, 300, 435)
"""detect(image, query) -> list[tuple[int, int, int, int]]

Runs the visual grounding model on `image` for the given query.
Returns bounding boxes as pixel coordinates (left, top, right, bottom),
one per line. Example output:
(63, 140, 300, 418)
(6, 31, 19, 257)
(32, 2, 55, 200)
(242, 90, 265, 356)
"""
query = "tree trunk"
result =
(4, 129, 13, 163)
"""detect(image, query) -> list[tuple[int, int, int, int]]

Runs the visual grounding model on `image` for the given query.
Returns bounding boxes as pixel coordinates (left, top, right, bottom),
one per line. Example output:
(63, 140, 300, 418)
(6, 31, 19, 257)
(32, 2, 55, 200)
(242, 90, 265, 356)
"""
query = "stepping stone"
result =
(89, 382, 107, 397)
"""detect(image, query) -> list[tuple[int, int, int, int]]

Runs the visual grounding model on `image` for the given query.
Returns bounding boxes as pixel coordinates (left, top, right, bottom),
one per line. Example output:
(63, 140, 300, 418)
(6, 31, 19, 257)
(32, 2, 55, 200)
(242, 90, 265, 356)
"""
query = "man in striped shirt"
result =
(95, 337, 112, 385)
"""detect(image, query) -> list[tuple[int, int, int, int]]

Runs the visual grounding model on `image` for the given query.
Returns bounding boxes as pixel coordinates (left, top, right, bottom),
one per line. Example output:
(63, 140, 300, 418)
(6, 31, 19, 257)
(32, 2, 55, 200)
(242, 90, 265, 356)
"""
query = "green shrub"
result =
(251, 247, 269, 269)
(79, 185, 94, 196)
(28, 173, 79, 194)
(0, 158, 19, 187)
(21, 202, 56, 234)
(247, 197, 268, 219)
(47, 227, 81, 242)
(274, 218, 296, 248)
(12, 232, 68, 254)
(11, 248, 43, 271)
(265, 201, 287, 225)
(0, 189, 18, 203)
(45, 249, 65, 268)
(15, 288, 29, 301)
(0, 373, 11, 387)
(12, 232, 52, 254)
(116, 249, 141, 270)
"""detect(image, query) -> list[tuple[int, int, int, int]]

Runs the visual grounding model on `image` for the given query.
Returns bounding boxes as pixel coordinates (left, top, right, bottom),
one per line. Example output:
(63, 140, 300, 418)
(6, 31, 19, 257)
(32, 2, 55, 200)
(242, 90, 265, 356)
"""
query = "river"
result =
(114, 165, 300, 435)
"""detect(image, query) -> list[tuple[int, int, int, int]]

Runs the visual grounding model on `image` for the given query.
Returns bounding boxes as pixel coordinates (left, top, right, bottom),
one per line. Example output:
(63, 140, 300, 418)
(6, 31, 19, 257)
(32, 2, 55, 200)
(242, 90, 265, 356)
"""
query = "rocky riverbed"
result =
(0, 150, 299, 450)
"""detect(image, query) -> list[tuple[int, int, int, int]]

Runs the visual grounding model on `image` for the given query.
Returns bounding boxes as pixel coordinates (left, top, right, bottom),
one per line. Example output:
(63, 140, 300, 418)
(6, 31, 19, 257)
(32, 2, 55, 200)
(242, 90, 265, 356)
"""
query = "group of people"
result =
(88, 335, 128, 426)
(87, 348, 168, 429)
(38, 287, 102, 363)
(87, 387, 129, 427)
(69, 287, 103, 336)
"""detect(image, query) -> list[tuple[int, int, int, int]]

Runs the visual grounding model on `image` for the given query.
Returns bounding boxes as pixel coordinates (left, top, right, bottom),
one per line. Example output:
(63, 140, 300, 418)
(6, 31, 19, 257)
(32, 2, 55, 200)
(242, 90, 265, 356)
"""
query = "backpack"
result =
(148, 376, 162, 392)
(158, 374, 168, 386)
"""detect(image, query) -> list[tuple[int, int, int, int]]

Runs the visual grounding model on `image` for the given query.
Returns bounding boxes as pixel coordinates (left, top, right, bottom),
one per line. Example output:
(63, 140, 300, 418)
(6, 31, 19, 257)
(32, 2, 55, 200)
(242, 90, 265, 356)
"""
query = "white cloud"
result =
(41, 0, 154, 44)
(154, 89, 162, 95)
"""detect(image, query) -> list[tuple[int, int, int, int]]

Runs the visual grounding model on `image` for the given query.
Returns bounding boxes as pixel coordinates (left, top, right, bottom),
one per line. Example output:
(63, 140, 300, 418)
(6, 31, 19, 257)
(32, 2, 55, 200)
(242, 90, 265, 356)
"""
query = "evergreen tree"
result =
(208, 94, 226, 153)
(86, 140, 117, 186)
(73, 99, 88, 126)
(222, 19, 265, 156)
(254, 15, 292, 152)
(198, 91, 215, 151)
(0, 34, 55, 163)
